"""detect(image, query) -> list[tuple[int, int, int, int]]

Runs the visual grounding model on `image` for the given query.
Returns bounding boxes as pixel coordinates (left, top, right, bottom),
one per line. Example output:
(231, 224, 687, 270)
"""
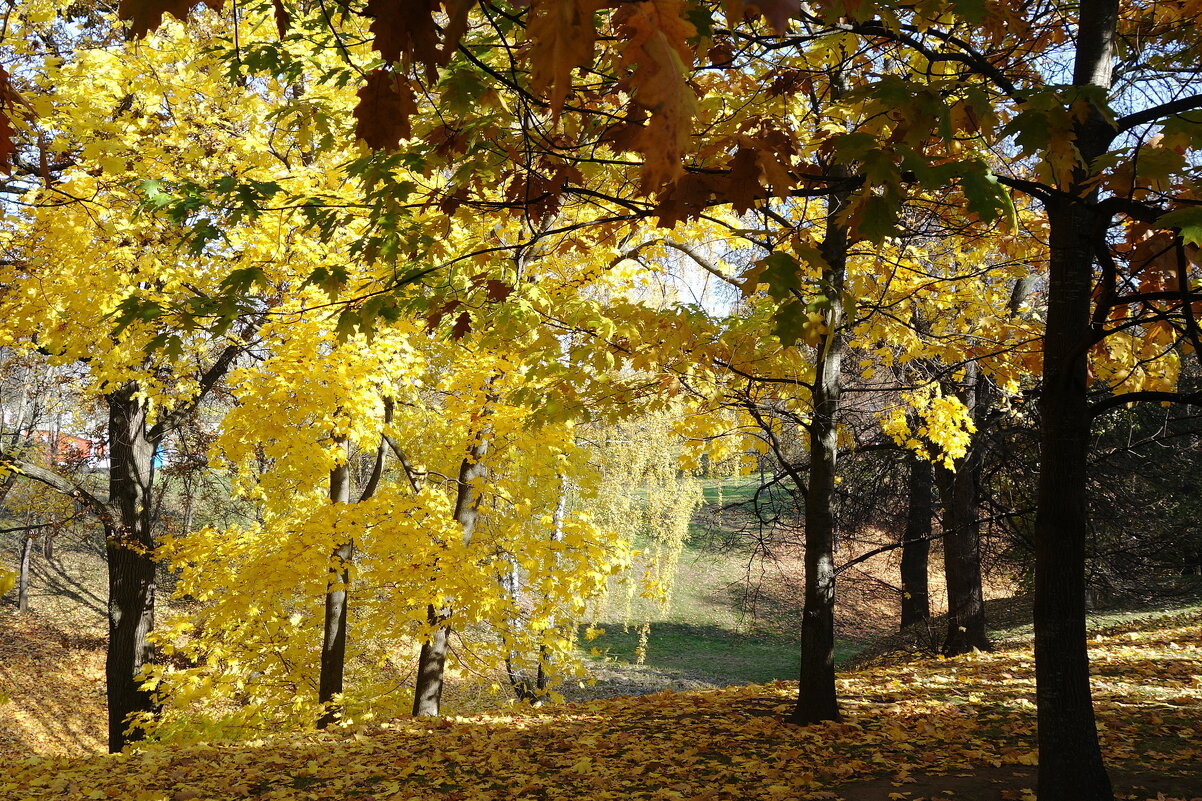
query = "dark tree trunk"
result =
(18, 531, 33, 613)
(318, 443, 352, 729)
(412, 433, 489, 716)
(787, 94, 850, 724)
(900, 454, 932, 628)
(935, 367, 990, 656)
(935, 456, 989, 655)
(105, 386, 160, 753)
(1032, 3, 1117, 798)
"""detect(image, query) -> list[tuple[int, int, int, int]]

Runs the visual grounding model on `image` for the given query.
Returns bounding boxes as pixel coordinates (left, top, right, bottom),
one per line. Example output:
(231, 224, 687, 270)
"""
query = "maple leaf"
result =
(271, 0, 290, 38)
(653, 172, 714, 227)
(485, 280, 513, 302)
(451, 310, 473, 339)
(118, 0, 225, 39)
(725, 147, 762, 214)
(354, 69, 418, 150)
(528, 0, 599, 118)
(747, 0, 800, 33)
(756, 251, 801, 301)
(367, 0, 441, 76)
(614, 0, 699, 192)
(1159, 207, 1202, 248)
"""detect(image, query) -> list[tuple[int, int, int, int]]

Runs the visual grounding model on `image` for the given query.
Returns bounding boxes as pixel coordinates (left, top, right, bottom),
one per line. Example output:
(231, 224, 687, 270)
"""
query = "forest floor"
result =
(3, 498, 1202, 799)
(1, 603, 1200, 800)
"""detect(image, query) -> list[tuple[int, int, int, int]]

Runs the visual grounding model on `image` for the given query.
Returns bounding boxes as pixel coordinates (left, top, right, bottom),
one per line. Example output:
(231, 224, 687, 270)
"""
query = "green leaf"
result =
(856, 194, 898, 243)
(950, 0, 986, 24)
(959, 166, 1010, 225)
(1158, 207, 1202, 247)
(773, 300, 807, 346)
(219, 266, 267, 296)
(757, 251, 802, 301)
(334, 309, 360, 341)
(146, 333, 184, 360)
(684, 1, 714, 40)
(110, 296, 164, 337)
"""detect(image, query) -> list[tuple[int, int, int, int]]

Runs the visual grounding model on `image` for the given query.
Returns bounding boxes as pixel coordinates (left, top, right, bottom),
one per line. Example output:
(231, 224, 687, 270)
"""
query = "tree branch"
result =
(0, 455, 112, 526)
(1089, 390, 1202, 417)
(1115, 94, 1202, 133)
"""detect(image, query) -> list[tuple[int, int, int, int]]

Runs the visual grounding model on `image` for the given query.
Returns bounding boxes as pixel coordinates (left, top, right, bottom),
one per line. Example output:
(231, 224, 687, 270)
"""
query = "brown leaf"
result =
(0, 66, 35, 175)
(439, 0, 476, 64)
(485, 280, 513, 302)
(747, 0, 799, 33)
(725, 146, 762, 214)
(451, 310, 473, 339)
(367, 0, 441, 77)
(528, 0, 599, 117)
(614, 0, 699, 192)
(271, 0, 291, 38)
(354, 69, 418, 150)
(653, 172, 713, 228)
(118, 0, 225, 39)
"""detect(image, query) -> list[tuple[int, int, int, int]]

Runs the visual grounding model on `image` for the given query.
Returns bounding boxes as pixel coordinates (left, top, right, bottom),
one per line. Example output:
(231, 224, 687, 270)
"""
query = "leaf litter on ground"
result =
(1, 607, 1199, 801)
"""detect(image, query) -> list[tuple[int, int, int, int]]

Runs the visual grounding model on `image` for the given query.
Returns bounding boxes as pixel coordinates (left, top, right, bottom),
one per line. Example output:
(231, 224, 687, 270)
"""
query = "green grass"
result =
(583, 620, 861, 685)
(581, 477, 862, 686)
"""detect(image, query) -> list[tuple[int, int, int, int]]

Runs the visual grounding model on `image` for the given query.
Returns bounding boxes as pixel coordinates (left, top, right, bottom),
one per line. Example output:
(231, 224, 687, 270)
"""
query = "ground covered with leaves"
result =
(2, 608, 1200, 801)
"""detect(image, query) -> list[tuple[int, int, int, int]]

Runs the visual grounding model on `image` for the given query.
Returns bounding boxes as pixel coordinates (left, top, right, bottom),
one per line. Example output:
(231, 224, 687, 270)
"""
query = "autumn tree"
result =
(18, 6, 1200, 800)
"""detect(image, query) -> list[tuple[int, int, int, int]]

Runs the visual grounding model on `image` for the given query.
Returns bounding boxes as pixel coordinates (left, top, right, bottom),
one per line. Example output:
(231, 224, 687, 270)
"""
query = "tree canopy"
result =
(3, 2, 1202, 800)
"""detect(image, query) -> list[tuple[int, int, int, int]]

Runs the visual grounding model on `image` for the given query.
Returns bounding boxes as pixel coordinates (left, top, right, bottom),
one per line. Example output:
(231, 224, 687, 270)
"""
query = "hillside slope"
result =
(3, 608, 1199, 801)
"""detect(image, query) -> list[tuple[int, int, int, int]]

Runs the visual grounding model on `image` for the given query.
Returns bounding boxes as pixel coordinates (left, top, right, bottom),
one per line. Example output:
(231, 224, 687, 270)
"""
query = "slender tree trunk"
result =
(501, 553, 536, 701)
(318, 440, 352, 728)
(413, 432, 490, 716)
(503, 471, 569, 700)
(537, 475, 569, 693)
(935, 366, 990, 656)
(1033, 4, 1118, 798)
(787, 76, 850, 723)
(105, 386, 159, 753)
(900, 454, 932, 628)
(18, 531, 33, 613)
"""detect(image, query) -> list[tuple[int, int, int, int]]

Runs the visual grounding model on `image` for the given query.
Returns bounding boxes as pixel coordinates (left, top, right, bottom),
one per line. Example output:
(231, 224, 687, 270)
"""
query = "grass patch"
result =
(582, 482, 864, 686)
(583, 621, 861, 685)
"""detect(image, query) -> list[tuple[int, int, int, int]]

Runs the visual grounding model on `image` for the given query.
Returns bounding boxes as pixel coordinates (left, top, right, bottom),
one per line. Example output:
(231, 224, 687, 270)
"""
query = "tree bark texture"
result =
(935, 366, 990, 656)
(18, 531, 33, 613)
(1032, 3, 1118, 798)
(412, 430, 490, 716)
(318, 442, 352, 729)
(788, 103, 850, 724)
(900, 454, 932, 628)
(105, 386, 159, 753)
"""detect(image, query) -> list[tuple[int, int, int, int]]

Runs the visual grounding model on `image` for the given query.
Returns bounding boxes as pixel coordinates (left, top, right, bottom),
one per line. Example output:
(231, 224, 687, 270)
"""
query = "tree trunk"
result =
(412, 432, 490, 716)
(900, 454, 932, 628)
(18, 531, 33, 613)
(501, 552, 537, 701)
(935, 457, 989, 655)
(318, 441, 352, 729)
(935, 366, 990, 656)
(1032, 3, 1118, 798)
(105, 386, 160, 753)
(787, 83, 850, 723)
